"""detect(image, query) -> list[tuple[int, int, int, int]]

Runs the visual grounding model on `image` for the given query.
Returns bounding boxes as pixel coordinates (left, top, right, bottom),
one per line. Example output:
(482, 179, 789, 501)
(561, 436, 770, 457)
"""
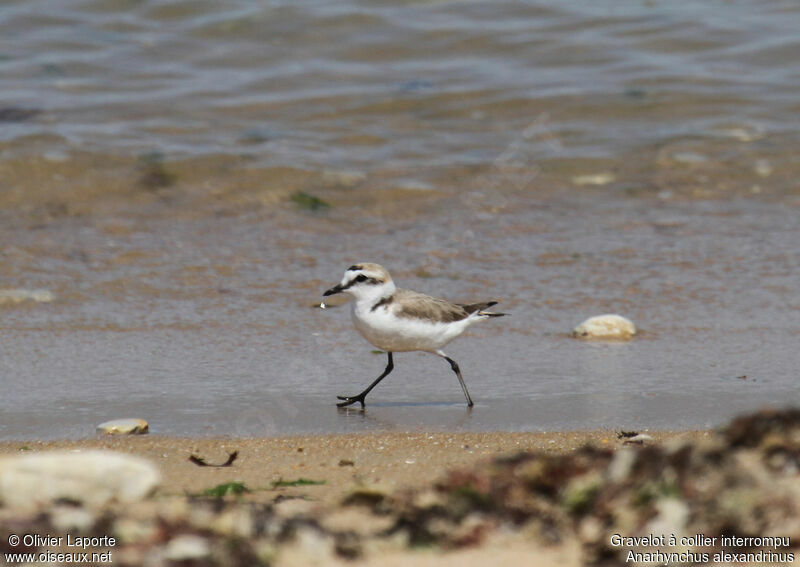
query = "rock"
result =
(754, 159, 772, 177)
(50, 505, 96, 532)
(577, 516, 604, 544)
(571, 173, 616, 186)
(572, 314, 636, 339)
(0, 450, 160, 510)
(114, 517, 158, 545)
(671, 152, 708, 164)
(96, 418, 149, 435)
(0, 289, 54, 305)
(277, 526, 336, 566)
(212, 508, 254, 538)
(163, 534, 211, 561)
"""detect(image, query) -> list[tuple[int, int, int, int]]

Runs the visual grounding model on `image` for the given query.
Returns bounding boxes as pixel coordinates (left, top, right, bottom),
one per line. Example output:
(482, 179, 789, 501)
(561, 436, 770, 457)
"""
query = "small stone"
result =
(114, 517, 157, 544)
(212, 508, 254, 538)
(572, 314, 636, 340)
(754, 159, 772, 177)
(712, 125, 764, 142)
(412, 489, 446, 510)
(274, 498, 315, 518)
(96, 418, 149, 435)
(321, 169, 366, 187)
(0, 289, 55, 305)
(578, 516, 604, 544)
(320, 508, 392, 536)
(278, 526, 336, 564)
(671, 151, 708, 164)
(0, 450, 160, 510)
(571, 173, 616, 186)
(50, 505, 96, 532)
(163, 535, 210, 561)
(43, 150, 69, 163)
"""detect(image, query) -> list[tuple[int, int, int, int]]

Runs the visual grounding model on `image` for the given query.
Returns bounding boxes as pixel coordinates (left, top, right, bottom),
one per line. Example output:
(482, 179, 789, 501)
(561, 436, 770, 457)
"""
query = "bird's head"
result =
(323, 263, 395, 303)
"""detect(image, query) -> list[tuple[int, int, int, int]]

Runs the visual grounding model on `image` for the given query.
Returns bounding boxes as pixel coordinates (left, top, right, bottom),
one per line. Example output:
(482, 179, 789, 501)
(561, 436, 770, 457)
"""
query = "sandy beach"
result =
(2, 413, 798, 566)
(0, 429, 709, 506)
(0, 428, 721, 567)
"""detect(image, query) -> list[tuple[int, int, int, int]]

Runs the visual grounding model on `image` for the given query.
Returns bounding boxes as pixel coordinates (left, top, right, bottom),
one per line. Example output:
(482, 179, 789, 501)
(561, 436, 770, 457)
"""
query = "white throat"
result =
(350, 280, 396, 306)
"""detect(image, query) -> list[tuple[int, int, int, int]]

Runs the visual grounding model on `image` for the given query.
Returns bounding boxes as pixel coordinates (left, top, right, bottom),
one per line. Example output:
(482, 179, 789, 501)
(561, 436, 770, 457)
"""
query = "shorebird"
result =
(322, 263, 505, 408)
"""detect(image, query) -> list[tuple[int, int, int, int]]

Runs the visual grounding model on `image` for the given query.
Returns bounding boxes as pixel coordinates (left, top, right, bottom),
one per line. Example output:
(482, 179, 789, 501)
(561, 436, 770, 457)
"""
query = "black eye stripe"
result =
(340, 275, 381, 290)
(338, 273, 380, 292)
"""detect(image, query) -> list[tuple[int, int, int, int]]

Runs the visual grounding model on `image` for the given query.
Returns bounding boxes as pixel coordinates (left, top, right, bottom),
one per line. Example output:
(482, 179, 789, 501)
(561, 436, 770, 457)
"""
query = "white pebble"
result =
(571, 173, 616, 186)
(572, 314, 636, 340)
(754, 159, 772, 177)
(0, 289, 55, 305)
(164, 535, 210, 561)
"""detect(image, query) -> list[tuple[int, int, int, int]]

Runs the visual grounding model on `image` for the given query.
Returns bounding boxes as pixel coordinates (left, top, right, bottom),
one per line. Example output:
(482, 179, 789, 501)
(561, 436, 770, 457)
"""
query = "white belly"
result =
(351, 303, 472, 352)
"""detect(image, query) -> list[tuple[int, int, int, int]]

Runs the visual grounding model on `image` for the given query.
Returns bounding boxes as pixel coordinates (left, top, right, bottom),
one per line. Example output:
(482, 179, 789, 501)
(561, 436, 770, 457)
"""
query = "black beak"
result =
(323, 284, 344, 297)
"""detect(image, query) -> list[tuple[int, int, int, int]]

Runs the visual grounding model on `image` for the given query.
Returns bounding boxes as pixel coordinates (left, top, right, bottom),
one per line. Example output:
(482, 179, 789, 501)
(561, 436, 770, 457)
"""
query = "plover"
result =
(322, 263, 505, 408)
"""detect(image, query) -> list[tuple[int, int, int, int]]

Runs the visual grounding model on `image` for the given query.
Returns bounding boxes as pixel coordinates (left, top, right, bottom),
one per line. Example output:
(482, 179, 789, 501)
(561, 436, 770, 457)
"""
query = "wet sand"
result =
(3, 185, 800, 439)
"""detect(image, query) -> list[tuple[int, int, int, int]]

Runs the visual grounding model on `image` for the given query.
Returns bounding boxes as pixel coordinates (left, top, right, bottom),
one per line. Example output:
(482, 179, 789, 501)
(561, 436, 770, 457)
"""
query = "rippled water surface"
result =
(1, 1, 799, 439)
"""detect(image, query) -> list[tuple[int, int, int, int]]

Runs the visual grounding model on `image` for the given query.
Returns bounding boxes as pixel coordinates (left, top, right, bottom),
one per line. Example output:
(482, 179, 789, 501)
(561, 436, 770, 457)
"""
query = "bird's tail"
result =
(463, 300, 507, 317)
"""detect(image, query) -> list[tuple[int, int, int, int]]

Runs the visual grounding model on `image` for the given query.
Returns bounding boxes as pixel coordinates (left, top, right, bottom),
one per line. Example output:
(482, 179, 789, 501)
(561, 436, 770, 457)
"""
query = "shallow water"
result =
(1, 1, 799, 439)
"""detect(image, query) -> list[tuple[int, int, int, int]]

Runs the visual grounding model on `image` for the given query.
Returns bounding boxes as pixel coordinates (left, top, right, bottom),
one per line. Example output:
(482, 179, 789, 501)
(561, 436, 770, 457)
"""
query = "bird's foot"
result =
(336, 394, 366, 408)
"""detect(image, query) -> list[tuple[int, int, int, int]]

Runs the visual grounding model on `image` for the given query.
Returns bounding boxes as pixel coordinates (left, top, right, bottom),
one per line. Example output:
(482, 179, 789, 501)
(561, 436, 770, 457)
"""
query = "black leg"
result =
(337, 352, 394, 408)
(443, 355, 474, 407)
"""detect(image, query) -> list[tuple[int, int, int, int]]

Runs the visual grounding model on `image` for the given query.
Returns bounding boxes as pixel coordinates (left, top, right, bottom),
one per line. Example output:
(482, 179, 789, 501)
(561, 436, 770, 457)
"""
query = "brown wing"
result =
(394, 289, 470, 323)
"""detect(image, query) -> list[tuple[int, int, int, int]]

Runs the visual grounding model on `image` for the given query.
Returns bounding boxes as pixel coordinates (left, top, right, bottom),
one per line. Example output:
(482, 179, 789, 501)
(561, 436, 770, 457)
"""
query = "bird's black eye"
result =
(355, 274, 368, 283)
